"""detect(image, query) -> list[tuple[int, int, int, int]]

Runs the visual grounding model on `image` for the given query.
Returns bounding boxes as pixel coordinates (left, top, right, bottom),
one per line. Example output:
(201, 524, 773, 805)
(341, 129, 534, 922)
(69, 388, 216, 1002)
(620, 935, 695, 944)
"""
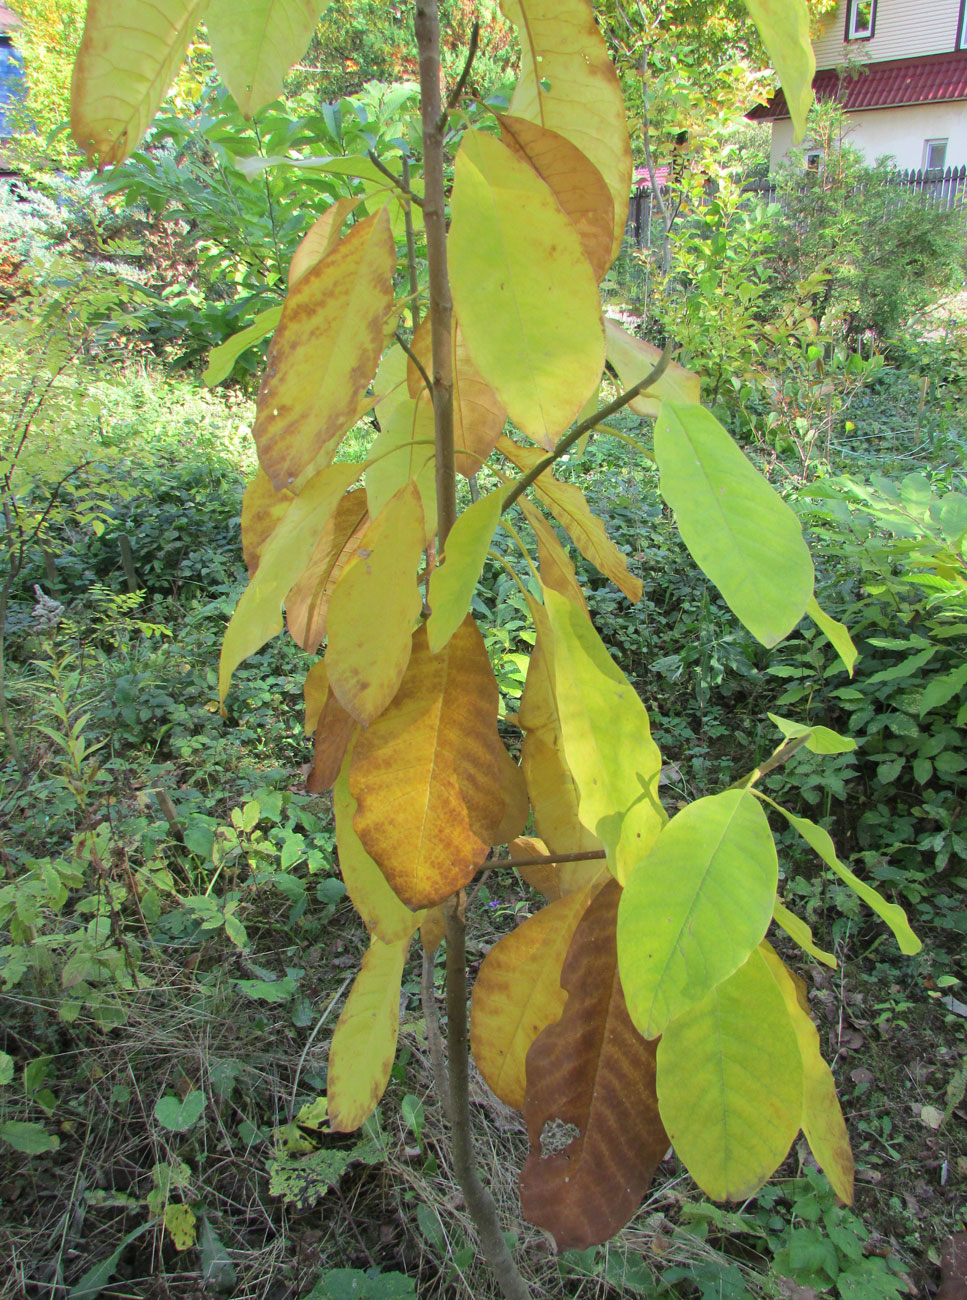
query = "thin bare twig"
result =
(394, 330, 432, 397)
(439, 20, 480, 128)
(367, 149, 425, 208)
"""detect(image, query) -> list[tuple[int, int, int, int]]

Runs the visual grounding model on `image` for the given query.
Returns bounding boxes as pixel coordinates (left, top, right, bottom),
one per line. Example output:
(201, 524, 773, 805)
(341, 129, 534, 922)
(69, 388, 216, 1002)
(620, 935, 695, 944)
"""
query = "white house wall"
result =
(812, 0, 963, 68)
(770, 100, 967, 169)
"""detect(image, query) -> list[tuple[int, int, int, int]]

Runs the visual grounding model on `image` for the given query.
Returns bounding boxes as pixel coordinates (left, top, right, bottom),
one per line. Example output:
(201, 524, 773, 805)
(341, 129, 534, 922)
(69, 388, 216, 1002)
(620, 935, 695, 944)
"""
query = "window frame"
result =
(845, 0, 877, 41)
(958, 0, 967, 50)
(923, 139, 948, 172)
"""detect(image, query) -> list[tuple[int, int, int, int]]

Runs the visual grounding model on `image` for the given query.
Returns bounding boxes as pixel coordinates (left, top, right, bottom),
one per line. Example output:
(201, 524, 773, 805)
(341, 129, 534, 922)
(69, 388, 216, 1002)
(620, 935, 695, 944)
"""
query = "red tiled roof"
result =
(0, 5, 21, 31)
(748, 50, 967, 120)
(633, 164, 671, 189)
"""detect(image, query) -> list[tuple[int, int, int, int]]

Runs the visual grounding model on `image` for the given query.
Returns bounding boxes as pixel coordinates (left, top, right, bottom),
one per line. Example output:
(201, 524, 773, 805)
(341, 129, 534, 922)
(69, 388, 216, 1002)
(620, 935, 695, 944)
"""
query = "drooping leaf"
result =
(240, 468, 291, 576)
(501, 438, 641, 601)
(219, 463, 361, 706)
(286, 490, 369, 652)
(427, 489, 503, 654)
(449, 130, 604, 448)
(511, 835, 607, 901)
(204, 306, 282, 388)
(520, 881, 668, 1250)
(206, 0, 327, 118)
(493, 742, 530, 846)
(421, 906, 447, 957)
(807, 597, 857, 677)
(349, 619, 505, 908)
(605, 320, 701, 418)
(498, 114, 613, 281)
(741, 0, 815, 140)
(333, 753, 422, 944)
(773, 900, 837, 969)
(254, 209, 395, 491)
(470, 886, 597, 1110)
(289, 197, 366, 287)
(520, 498, 588, 611)
(306, 664, 358, 794)
(767, 713, 857, 755)
(71, 1, 206, 165)
(542, 587, 664, 881)
(328, 933, 410, 1132)
(618, 789, 779, 1039)
(656, 947, 803, 1201)
(655, 402, 814, 647)
(760, 944, 854, 1204)
(501, 0, 633, 262)
(760, 797, 921, 955)
(325, 482, 425, 725)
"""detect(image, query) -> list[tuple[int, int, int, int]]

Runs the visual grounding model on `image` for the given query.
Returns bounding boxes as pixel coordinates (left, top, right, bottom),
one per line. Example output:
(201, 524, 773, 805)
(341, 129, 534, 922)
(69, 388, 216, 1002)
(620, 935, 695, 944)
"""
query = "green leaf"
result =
(68, 1222, 155, 1300)
(306, 1268, 418, 1300)
(772, 900, 837, 969)
(618, 789, 778, 1038)
(206, 0, 327, 117)
(233, 976, 297, 1003)
(741, 0, 816, 139)
(427, 489, 504, 654)
(760, 797, 921, 955)
(0, 1051, 13, 1086)
(204, 306, 282, 387)
(154, 1090, 206, 1132)
(807, 597, 857, 676)
(919, 662, 967, 717)
(767, 714, 857, 755)
(0, 1120, 60, 1154)
(657, 947, 803, 1200)
(198, 1217, 238, 1293)
(541, 587, 665, 883)
(865, 647, 937, 684)
(655, 402, 814, 647)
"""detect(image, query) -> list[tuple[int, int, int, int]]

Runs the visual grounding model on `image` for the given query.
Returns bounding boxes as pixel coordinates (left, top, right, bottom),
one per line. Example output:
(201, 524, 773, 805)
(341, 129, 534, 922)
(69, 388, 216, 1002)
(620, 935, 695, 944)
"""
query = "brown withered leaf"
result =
(493, 743, 530, 847)
(520, 879, 668, 1251)
(254, 209, 395, 491)
(305, 663, 358, 794)
(285, 489, 368, 652)
(349, 617, 505, 908)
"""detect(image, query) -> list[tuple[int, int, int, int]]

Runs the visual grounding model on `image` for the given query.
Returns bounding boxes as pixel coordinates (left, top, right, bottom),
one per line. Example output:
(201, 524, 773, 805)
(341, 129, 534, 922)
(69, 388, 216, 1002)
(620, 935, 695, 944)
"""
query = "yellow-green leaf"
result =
(449, 129, 604, 448)
(657, 948, 803, 1201)
(760, 797, 922, 955)
(325, 482, 425, 725)
(204, 306, 282, 388)
(328, 933, 410, 1131)
(349, 619, 505, 908)
(219, 463, 362, 706)
(289, 197, 365, 288)
(501, 438, 640, 602)
(207, 0, 327, 118)
(808, 596, 858, 677)
(520, 498, 587, 611)
(163, 1203, 197, 1252)
(71, 0, 206, 165)
(655, 401, 814, 647)
(501, 0, 632, 262)
(333, 753, 423, 942)
(768, 713, 857, 755)
(427, 489, 503, 654)
(542, 587, 664, 882)
(367, 350, 437, 537)
(605, 320, 701, 418)
(618, 789, 779, 1039)
(773, 900, 837, 969)
(742, 0, 815, 140)
(254, 208, 395, 491)
(285, 489, 368, 653)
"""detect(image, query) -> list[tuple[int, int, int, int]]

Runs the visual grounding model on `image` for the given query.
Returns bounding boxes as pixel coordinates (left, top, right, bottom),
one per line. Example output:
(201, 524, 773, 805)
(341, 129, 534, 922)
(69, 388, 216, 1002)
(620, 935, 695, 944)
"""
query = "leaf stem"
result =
(367, 149, 425, 207)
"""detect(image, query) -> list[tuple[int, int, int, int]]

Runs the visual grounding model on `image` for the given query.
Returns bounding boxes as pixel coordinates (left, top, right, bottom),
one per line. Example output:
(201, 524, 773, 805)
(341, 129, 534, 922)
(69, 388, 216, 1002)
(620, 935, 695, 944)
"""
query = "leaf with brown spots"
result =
(285, 489, 368, 652)
(349, 618, 505, 908)
(241, 468, 292, 577)
(254, 208, 395, 491)
(519, 880, 668, 1250)
(288, 196, 365, 288)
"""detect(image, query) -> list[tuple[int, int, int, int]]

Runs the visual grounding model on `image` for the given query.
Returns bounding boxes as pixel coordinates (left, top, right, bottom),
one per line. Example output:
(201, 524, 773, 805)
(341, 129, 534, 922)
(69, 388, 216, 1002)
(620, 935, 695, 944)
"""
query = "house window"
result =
(923, 139, 948, 171)
(846, 0, 876, 40)
(958, 0, 967, 50)
(805, 150, 823, 170)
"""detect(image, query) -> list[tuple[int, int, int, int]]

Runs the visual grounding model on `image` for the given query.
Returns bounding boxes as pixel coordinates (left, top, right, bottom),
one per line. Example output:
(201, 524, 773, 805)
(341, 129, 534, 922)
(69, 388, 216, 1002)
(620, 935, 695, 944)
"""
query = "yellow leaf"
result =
(285, 489, 368, 653)
(760, 944, 854, 1203)
(328, 932, 411, 1132)
(502, 438, 640, 602)
(163, 1203, 197, 1252)
(71, 1, 206, 165)
(498, 113, 614, 282)
(219, 462, 362, 706)
(519, 498, 587, 611)
(501, 0, 632, 263)
(350, 619, 505, 909)
(325, 482, 425, 726)
(470, 886, 597, 1110)
(511, 835, 607, 902)
(367, 348, 437, 538)
(449, 130, 604, 448)
(289, 197, 366, 287)
(421, 906, 447, 957)
(207, 0, 327, 118)
(604, 320, 702, 418)
(493, 742, 530, 846)
(772, 900, 837, 969)
(333, 753, 423, 943)
(427, 488, 503, 654)
(241, 468, 292, 577)
(254, 209, 395, 491)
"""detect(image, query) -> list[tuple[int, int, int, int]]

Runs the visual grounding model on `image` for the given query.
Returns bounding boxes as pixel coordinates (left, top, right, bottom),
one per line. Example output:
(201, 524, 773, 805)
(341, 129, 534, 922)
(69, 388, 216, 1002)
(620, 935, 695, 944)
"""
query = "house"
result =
(0, 3, 23, 141)
(749, 0, 967, 172)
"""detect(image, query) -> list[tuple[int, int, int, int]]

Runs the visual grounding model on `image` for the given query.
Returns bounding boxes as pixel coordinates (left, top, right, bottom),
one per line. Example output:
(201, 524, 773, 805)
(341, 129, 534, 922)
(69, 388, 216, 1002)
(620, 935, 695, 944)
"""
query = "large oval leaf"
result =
(617, 789, 778, 1039)
(449, 130, 604, 448)
(742, 0, 815, 140)
(207, 0, 327, 118)
(655, 401, 814, 647)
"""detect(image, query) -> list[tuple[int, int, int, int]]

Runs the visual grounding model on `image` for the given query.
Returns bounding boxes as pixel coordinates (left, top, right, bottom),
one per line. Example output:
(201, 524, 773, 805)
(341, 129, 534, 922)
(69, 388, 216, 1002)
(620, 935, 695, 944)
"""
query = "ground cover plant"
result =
(1, 0, 966, 1298)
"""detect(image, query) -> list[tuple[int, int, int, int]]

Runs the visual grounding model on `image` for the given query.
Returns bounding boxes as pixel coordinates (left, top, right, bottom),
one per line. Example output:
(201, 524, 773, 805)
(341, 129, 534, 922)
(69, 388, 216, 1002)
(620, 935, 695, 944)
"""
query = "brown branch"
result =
(394, 330, 432, 398)
(492, 848, 607, 871)
(439, 20, 480, 127)
(401, 156, 422, 331)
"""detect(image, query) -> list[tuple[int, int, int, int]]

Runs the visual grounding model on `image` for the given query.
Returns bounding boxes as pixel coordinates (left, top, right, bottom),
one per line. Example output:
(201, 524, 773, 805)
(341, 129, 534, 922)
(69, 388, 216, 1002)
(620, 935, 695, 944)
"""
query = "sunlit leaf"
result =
(655, 402, 814, 647)
(286, 490, 369, 652)
(520, 881, 668, 1249)
(350, 619, 505, 908)
(207, 0, 327, 118)
(520, 498, 587, 611)
(807, 597, 857, 677)
(328, 933, 411, 1131)
(605, 320, 701, 418)
(240, 468, 291, 576)
(289, 197, 366, 287)
(501, 0, 633, 262)
(449, 130, 604, 448)
(204, 307, 282, 388)
(657, 947, 803, 1201)
(427, 489, 503, 654)
(325, 483, 425, 725)
(367, 350, 437, 538)
(741, 0, 815, 139)
(71, 1, 207, 165)
(254, 208, 395, 491)
(767, 713, 856, 755)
